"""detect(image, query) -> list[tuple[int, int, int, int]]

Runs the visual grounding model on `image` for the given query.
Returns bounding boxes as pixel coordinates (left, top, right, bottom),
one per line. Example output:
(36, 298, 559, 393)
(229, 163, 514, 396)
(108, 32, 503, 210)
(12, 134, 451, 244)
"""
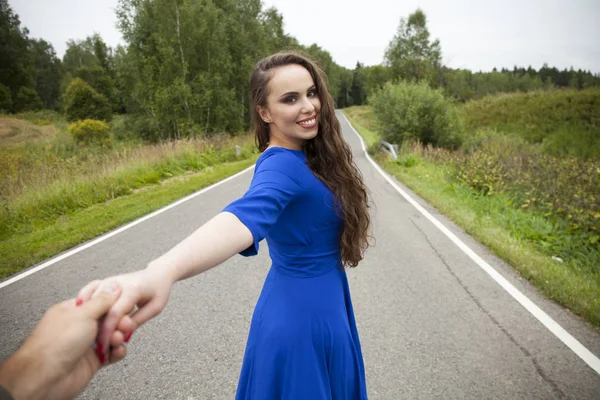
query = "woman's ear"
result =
(257, 106, 271, 124)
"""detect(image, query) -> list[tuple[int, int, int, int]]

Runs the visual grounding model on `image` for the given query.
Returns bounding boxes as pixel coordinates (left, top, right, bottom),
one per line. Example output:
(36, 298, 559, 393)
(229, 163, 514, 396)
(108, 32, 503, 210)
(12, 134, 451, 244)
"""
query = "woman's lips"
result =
(297, 115, 317, 128)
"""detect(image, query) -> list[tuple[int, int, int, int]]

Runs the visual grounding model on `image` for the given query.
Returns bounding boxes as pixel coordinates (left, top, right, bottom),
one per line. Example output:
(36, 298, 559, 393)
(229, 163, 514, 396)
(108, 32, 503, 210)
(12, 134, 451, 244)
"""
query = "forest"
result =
(1, 0, 598, 141)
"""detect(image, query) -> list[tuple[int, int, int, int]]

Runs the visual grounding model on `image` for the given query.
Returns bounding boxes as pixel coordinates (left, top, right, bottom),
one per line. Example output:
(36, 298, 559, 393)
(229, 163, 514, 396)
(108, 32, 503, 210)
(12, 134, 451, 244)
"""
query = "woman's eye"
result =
(284, 91, 316, 104)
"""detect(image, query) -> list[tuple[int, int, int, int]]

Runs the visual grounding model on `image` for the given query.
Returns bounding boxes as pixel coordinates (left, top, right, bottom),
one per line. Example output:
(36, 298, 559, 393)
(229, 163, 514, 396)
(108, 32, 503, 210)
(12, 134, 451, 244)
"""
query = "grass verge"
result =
(342, 108, 600, 330)
(0, 157, 257, 279)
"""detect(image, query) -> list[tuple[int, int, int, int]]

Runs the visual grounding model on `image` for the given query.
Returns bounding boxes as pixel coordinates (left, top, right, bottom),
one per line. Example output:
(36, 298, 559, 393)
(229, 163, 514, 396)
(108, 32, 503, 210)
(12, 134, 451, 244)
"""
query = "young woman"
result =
(76, 51, 371, 399)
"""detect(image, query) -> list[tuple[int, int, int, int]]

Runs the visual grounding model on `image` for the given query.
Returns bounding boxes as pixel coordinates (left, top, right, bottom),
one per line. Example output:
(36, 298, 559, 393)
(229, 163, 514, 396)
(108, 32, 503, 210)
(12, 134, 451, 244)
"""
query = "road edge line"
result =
(339, 111, 600, 376)
(0, 164, 255, 290)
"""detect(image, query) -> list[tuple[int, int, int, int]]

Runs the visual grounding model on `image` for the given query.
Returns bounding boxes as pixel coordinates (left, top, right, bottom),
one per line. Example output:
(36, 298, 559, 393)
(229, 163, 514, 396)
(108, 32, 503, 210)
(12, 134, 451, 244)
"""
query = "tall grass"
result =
(0, 114, 256, 241)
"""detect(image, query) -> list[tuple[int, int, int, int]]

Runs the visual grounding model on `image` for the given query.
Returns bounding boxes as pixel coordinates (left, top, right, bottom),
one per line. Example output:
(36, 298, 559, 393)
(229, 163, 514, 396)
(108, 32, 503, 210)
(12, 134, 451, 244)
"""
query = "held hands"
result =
(0, 284, 125, 400)
(75, 265, 175, 365)
(0, 266, 175, 400)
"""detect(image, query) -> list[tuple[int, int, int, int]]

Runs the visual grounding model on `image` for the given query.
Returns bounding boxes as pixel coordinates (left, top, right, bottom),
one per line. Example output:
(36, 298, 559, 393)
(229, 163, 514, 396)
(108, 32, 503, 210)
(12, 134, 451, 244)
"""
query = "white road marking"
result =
(0, 165, 255, 289)
(339, 111, 600, 376)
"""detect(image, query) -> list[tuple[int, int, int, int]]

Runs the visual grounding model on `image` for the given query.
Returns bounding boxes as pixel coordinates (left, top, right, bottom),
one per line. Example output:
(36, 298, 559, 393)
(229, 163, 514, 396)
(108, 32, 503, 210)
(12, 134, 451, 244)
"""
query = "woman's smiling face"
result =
(257, 64, 321, 150)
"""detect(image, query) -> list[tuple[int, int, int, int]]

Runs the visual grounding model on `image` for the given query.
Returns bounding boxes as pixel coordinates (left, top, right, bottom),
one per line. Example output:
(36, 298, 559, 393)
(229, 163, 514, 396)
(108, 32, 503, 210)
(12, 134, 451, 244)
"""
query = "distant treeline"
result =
(342, 9, 600, 106)
(1, 0, 598, 140)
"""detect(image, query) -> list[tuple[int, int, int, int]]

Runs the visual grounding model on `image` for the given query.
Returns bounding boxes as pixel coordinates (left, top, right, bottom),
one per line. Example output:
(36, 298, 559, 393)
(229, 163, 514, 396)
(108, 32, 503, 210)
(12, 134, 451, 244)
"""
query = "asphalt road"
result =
(1, 111, 599, 399)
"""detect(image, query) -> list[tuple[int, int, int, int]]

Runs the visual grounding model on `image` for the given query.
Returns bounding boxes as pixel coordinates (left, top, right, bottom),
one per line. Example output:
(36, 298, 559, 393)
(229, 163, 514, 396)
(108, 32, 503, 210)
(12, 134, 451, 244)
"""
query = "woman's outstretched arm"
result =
(76, 212, 253, 364)
(149, 211, 253, 282)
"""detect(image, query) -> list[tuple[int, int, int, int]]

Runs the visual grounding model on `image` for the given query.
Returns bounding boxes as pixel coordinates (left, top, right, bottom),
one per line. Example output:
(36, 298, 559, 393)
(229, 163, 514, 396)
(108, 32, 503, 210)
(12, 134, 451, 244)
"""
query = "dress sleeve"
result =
(222, 153, 305, 256)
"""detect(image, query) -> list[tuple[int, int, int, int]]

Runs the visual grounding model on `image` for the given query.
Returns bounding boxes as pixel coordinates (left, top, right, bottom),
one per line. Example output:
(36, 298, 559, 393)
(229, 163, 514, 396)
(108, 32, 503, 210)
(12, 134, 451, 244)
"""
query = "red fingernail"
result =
(96, 343, 105, 365)
(76, 298, 83, 307)
(125, 332, 132, 343)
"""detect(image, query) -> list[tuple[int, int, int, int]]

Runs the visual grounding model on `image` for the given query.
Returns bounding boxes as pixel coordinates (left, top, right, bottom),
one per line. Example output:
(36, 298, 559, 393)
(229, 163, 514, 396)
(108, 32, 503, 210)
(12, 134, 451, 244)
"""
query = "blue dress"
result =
(223, 147, 368, 400)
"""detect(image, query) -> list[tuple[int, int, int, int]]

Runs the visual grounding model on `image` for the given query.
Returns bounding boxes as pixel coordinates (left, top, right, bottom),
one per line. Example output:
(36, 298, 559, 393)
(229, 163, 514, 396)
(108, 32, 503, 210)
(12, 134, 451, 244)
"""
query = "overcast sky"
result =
(11, 0, 600, 73)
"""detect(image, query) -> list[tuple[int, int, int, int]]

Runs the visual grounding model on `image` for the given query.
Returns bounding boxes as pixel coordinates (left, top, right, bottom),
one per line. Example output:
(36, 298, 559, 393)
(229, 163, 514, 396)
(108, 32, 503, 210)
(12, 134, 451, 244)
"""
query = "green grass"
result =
(0, 112, 261, 279)
(0, 157, 257, 279)
(343, 106, 381, 147)
(342, 107, 600, 329)
(458, 88, 600, 159)
(0, 138, 256, 240)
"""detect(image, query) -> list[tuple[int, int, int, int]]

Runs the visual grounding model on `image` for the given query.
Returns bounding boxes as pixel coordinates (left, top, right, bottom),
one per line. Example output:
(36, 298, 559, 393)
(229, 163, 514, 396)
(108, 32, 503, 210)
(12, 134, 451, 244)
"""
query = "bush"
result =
(14, 87, 43, 112)
(450, 136, 600, 243)
(68, 119, 111, 146)
(75, 65, 119, 110)
(63, 78, 112, 122)
(369, 81, 462, 149)
(0, 84, 12, 112)
(396, 155, 417, 167)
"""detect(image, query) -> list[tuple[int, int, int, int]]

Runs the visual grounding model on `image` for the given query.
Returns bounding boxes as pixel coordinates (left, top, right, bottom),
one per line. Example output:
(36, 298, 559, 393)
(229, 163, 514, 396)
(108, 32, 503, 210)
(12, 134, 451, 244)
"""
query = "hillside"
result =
(458, 88, 600, 158)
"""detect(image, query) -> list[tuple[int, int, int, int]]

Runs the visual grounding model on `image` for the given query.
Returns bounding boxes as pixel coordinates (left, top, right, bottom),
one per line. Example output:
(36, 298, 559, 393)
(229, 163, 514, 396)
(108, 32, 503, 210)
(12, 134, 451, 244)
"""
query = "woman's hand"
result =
(76, 265, 176, 363)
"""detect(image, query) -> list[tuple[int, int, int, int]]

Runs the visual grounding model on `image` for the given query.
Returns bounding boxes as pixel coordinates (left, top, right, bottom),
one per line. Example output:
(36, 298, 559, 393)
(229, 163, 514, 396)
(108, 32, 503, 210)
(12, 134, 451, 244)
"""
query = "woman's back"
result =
(223, 147, 367, 399)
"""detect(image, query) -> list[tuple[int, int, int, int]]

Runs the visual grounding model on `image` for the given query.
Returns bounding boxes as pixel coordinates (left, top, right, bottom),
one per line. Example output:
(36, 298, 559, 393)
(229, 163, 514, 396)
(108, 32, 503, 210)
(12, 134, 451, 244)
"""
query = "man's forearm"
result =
(0, 349, 47, 400)
(147, 212, 253, 282)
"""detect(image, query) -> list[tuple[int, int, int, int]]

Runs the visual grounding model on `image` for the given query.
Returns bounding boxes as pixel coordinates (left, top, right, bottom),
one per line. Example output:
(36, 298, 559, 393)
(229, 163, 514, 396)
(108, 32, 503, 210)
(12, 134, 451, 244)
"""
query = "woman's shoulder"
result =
(256, 147, 307, 173)
(253, 147, 309, 188)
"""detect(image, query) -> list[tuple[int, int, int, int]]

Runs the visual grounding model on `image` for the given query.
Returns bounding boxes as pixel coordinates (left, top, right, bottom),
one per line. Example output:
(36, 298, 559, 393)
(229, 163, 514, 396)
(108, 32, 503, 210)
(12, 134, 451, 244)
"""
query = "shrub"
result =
(14, 87, 43, 112)
(63, 78, 112, 122)
(449, 136, 600, 242)
(396, 155, 417, 167)
(68, 119, 111, 146)
(75, 65, 120, 111)
(0, 84, 12, 112)
(369, 81, 462, 149)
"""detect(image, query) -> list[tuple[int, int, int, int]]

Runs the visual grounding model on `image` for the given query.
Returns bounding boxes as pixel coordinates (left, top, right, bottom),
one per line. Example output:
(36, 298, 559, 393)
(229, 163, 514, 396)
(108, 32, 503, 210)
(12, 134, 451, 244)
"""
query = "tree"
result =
(76, 65, 118, 108)
(112, 44, 136, 113)
(350, 62, 366, 106)
(63, 38, 99, 76)
(444, 69, 474, 101)
(116, 0, 303, 139)
(260, 6, 297, 53)
(14, 87, 43, 112)
(63, 78, 112, 122)
(113, 0, 349, 139)
(0, 0, 35, 100)
(92, 33, 113, 74)
(0, 83, 12, 111)
(29, 38, 62, 109)
(335, 68, 353, 108)
(384, 8, 442, 85)
(363, 65, 391, 100)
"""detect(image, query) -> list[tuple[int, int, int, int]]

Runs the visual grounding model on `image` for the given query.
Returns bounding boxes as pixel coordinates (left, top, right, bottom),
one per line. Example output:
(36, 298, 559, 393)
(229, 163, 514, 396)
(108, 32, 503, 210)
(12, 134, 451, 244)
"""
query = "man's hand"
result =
(0, 283, 127, 400)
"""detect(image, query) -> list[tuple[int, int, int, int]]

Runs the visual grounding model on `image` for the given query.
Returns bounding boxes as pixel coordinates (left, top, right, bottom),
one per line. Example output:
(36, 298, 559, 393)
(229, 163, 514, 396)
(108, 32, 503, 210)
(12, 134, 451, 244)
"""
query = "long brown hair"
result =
(249, 51, 371, 268)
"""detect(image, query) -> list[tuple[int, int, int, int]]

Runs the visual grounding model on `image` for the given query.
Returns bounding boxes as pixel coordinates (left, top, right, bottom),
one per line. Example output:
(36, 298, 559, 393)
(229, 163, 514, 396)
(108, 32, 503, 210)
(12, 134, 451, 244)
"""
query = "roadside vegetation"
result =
(343, 86, 600, 329)
(0, 112, 257, 278)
